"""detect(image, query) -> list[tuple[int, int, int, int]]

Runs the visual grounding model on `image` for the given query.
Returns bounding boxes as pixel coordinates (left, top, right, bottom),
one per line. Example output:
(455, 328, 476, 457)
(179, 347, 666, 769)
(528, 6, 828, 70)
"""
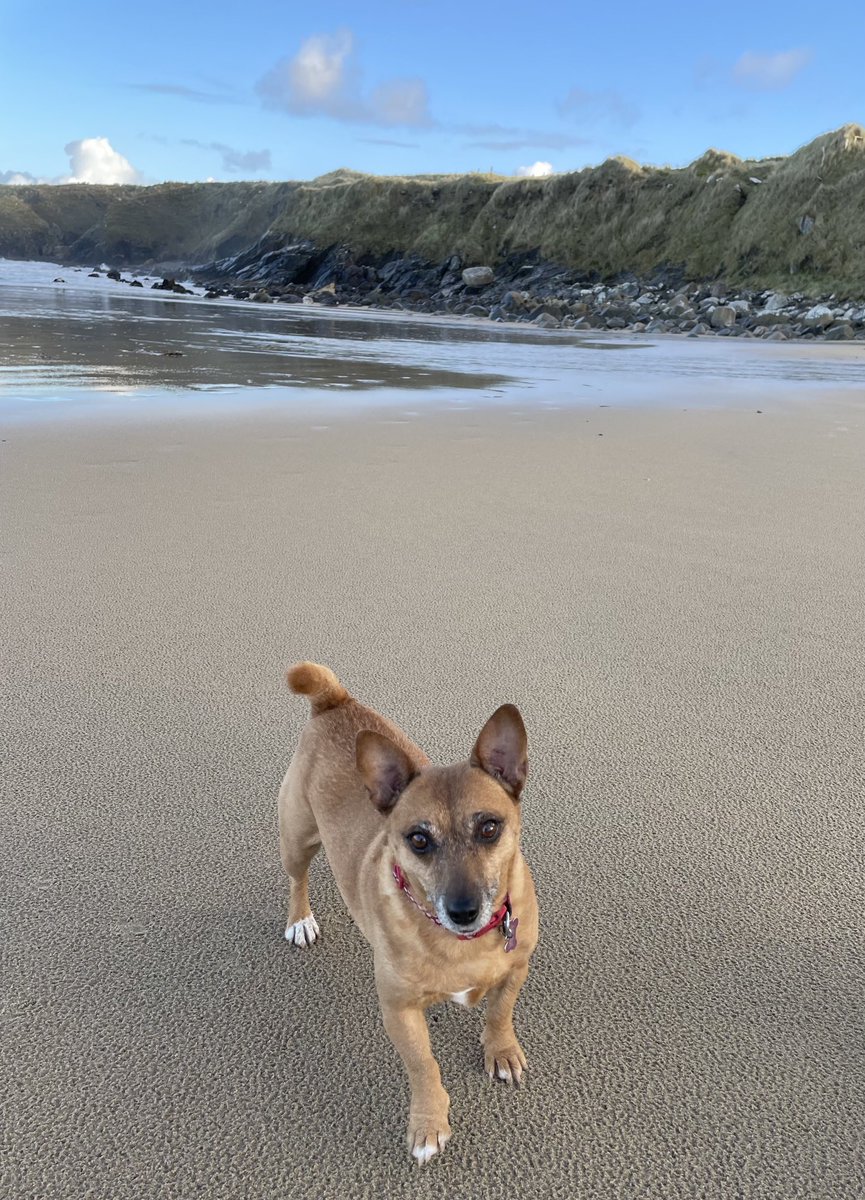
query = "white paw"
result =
(284, 915, 320, 947)
(410, 1126, 451, 1164)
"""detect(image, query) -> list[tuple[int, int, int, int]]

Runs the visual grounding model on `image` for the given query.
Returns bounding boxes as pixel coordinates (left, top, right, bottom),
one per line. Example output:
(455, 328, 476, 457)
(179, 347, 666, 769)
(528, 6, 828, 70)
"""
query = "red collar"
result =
(391, 863, 519, 951)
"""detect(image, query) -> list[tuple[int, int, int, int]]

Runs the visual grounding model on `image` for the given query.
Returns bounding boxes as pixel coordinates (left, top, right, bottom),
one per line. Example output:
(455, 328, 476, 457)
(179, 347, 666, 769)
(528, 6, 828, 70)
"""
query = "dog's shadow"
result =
(188, 874, 553, 1177)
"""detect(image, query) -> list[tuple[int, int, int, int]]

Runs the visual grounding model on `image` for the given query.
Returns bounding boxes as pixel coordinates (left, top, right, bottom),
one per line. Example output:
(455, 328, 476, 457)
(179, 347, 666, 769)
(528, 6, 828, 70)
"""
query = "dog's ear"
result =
(470, 704, 528, 799)
(356, 731, 417, 813)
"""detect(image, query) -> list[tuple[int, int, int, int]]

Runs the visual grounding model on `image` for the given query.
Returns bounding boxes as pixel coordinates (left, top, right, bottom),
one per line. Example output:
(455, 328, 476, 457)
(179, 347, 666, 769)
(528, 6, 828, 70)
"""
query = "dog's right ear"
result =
(471, 704, 528, 799)
(356, 731, 417, 813)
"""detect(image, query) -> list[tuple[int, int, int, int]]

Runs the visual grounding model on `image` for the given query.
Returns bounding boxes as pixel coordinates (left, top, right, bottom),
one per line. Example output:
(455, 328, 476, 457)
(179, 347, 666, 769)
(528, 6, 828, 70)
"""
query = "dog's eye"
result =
(478, 819, 500, 841)
(407, 831, 431, 854)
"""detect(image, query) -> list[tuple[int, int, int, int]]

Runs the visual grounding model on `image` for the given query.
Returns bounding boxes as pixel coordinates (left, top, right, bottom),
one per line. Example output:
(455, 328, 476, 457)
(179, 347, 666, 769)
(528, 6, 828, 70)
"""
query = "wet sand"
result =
(3, 389, 865, 1199)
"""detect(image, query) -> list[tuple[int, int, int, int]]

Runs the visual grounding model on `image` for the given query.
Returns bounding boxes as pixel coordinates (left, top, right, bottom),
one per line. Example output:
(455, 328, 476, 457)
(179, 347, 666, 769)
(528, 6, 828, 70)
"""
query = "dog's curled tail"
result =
(287, 662, 350, 715)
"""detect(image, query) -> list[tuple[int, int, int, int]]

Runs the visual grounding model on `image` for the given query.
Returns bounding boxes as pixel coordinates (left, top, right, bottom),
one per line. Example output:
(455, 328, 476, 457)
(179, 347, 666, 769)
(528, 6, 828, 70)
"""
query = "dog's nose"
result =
(446, 896, 480, 926)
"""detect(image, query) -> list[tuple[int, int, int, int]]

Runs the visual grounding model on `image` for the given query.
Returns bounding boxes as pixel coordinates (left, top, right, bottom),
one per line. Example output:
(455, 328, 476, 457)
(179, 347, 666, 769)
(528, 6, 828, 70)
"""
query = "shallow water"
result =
(2, 258, 865, 421)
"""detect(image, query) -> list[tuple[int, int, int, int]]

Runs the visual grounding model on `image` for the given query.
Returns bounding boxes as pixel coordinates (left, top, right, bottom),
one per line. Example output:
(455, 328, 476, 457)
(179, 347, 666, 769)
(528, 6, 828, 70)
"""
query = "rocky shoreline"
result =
(82, 244, 865, 342)
(192, 244, 865, 342)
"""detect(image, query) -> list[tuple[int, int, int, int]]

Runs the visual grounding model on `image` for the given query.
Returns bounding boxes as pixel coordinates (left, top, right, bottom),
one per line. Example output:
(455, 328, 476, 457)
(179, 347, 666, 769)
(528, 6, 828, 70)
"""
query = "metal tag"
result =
(502, 911, 519, 953)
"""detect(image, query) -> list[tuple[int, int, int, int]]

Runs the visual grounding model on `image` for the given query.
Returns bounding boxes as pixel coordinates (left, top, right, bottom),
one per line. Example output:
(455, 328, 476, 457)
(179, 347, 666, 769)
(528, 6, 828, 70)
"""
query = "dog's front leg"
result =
(379, 999, 451, 1163)
(481, 961, 529, 1084)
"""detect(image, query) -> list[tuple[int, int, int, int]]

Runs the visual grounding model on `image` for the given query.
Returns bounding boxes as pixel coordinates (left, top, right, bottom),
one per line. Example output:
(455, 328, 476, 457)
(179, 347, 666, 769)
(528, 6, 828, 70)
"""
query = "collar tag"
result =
(502, 909, 519, 953)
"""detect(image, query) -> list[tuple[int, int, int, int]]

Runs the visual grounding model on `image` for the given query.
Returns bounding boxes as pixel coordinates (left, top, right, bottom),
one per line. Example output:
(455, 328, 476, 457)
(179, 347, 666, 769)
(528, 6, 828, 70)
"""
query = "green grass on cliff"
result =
(2, 125, 863, 296)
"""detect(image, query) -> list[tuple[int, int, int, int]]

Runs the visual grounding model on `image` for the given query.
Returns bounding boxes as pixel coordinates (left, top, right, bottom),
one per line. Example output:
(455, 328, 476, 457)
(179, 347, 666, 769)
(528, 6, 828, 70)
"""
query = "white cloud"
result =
(2, 138, 141, 186)
(64, 138, 141, 184)
(732, 49, 811, 90)
(515, 161, 553, 178)
(370, 78, 432, 127)
(292, 28, 354, 107)
(255, 27, 432, 128)
(256, 28, 360, 118)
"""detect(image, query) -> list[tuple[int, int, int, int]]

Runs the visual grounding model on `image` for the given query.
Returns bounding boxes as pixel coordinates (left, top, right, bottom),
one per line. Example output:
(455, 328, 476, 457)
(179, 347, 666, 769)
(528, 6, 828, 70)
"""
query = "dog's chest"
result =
(447, 987, 483, 1007)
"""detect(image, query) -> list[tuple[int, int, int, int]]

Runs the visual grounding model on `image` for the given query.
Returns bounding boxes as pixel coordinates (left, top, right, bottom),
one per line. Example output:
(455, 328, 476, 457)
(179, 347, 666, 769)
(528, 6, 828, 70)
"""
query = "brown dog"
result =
(277, 662, 539, 1163)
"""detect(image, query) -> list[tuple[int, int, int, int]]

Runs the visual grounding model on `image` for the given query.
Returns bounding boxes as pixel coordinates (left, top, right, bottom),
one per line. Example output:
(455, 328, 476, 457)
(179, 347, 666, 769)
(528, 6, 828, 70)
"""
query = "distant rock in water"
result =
(151, 278, 193, 295)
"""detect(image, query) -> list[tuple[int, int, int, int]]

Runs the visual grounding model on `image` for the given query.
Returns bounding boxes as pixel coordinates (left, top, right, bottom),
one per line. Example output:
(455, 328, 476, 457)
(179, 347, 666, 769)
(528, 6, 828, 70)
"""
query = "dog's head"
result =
(356, 706, 528, 935)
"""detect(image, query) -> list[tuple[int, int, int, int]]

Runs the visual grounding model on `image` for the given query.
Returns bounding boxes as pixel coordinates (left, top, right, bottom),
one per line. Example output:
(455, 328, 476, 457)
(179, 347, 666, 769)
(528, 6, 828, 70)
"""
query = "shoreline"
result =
(5, 251, 865, 345)
(3, 257, 865, 427)
(195, 260, 865, 345)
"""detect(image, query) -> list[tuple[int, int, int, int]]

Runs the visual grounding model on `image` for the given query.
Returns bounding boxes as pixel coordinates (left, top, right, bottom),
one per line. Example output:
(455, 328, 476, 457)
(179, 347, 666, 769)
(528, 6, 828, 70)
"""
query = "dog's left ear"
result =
(470, 704, 528, 799)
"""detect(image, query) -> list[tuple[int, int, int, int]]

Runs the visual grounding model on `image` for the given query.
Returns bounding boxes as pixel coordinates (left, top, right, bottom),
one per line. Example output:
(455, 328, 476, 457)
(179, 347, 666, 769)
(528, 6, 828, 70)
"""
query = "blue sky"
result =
(1, 0, 863, 185)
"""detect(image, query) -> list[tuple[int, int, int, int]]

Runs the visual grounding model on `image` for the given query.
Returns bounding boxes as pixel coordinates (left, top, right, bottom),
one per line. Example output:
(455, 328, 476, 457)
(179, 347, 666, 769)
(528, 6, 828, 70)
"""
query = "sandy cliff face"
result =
(1, 126, 863, 297)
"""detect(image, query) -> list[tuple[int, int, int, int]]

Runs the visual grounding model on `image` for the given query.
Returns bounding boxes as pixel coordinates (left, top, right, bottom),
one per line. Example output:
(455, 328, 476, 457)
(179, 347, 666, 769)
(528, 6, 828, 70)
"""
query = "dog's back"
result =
(282, 663, 430, 917)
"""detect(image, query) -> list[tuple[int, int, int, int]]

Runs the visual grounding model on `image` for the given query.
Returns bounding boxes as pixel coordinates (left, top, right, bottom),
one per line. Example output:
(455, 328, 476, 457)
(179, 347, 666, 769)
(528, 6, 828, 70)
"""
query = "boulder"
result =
(461, 266, 494, 288)
(763, 292, 789, 312)
(532, 312, 560, 329)
(825, 322, 854, 340)
(130, 280, 144, 288)
(151, 278, 192, 295)
(107, 269, 121, 281)
(803, 304, 834, 329)
(600, 304, 632, 322)
(709, 305, 736, 329)
(251, 290, 272, 303)
(753, 312, 789, 327)
(500, 290, 526, 311)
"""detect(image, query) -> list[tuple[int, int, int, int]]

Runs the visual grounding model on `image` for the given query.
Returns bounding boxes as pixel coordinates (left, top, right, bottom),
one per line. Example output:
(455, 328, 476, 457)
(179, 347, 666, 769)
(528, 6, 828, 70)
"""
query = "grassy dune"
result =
(2, 125, 863, 295)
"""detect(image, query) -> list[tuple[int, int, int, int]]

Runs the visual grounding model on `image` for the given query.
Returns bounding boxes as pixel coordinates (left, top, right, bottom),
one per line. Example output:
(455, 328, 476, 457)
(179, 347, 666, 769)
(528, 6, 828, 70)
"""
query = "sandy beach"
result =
(3, 383, 864, 1198)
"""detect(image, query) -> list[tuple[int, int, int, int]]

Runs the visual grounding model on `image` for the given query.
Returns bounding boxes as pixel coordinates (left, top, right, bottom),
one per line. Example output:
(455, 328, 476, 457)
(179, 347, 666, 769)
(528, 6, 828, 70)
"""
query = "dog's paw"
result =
(408, 1118, 451, 1165)
(483, 1038, 527, 1085)
(284, 914, 320, 947)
